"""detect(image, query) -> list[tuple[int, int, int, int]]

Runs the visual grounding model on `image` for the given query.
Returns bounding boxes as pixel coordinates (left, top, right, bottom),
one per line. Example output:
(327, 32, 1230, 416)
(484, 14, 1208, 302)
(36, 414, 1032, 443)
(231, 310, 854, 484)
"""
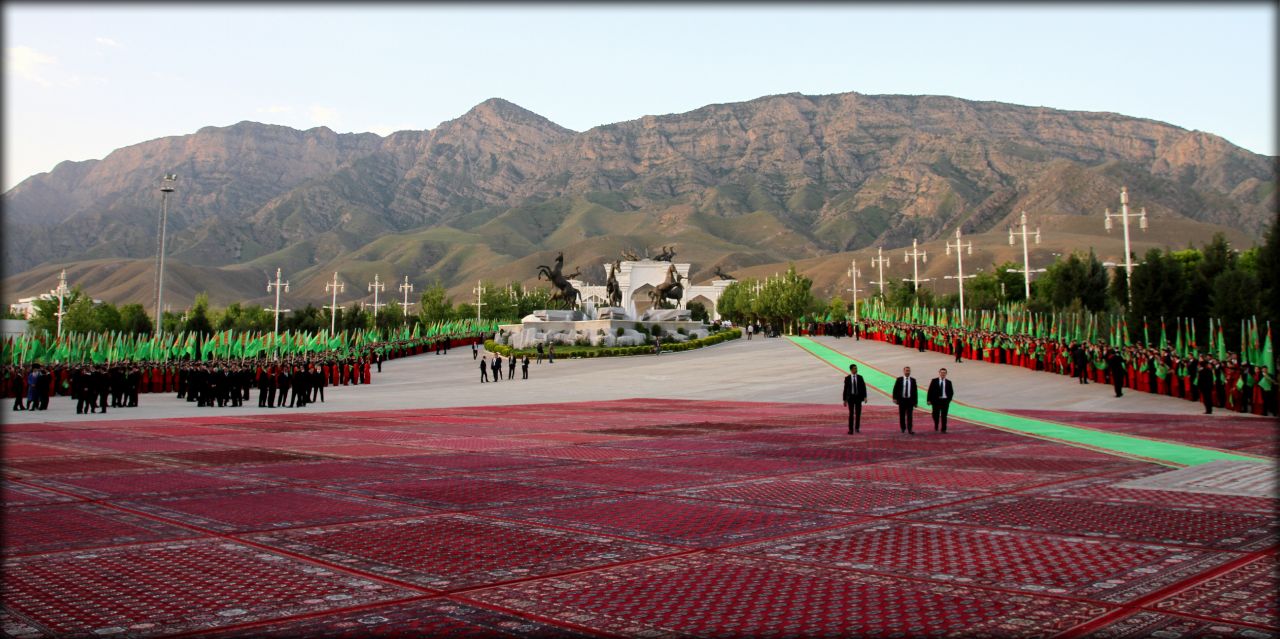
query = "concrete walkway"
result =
(16, 333, 1243, 424)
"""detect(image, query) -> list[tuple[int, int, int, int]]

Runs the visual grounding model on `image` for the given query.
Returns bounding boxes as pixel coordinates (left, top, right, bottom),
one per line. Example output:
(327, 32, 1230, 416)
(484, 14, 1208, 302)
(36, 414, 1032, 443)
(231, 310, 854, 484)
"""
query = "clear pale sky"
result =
(3, 3, 1275, 191)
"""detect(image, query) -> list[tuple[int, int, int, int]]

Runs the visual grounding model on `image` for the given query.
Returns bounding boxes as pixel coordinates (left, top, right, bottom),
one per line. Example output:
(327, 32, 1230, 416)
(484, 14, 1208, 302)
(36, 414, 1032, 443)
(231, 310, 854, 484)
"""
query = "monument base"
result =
(498, 313, 710, 350)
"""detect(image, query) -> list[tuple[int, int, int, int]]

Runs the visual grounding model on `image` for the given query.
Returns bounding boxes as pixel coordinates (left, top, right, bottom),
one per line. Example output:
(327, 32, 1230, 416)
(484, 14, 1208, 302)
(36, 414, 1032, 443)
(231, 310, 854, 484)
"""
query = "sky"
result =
(3, 3, 1275, 191)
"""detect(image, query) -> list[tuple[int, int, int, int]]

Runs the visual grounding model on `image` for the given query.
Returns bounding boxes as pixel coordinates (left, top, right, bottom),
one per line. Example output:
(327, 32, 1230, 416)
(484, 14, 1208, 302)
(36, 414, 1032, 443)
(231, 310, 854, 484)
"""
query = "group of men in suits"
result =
(842, 364, 954, 434)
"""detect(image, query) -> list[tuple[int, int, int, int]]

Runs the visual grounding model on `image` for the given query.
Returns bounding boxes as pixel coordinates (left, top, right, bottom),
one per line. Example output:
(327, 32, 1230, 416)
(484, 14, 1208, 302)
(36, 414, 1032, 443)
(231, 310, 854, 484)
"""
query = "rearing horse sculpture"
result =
(606, 260, 623, 308)
(648, 264, 684, 309)
(537, 252, 580, 309)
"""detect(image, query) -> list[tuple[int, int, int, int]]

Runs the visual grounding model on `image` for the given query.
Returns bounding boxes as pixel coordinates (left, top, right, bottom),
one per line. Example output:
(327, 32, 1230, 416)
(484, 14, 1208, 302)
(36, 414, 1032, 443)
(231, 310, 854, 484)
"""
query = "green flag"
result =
(1263, 323, 1273, 370)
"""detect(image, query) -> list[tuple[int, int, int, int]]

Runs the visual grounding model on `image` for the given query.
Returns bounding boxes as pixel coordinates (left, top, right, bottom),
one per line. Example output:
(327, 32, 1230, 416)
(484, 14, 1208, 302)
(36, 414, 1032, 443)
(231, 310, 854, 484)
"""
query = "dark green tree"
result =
(1108, 267, 1129, 311)
(1129, 249, 1186, 326)
(119, 304, 154, 336)
(1256, 218, 1280, 328)
(417, 282, 454, 326)
(183, 294, 215, 336)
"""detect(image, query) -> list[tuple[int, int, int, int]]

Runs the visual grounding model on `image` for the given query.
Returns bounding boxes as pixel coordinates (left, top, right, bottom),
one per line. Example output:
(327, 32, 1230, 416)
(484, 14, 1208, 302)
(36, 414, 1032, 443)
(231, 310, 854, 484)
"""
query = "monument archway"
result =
(687, 294, 715, 320)
(630, 284, 656, 316)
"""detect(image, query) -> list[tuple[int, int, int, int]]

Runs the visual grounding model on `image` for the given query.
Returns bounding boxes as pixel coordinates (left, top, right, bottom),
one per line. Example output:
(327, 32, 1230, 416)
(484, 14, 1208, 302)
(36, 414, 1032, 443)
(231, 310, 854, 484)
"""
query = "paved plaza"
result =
(2, 336, 1276, 637)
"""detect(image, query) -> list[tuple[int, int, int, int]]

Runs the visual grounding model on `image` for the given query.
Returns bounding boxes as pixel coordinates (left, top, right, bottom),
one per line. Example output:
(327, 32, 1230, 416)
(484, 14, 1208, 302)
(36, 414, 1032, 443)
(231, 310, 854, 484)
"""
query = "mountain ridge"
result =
(4, 89, 1275, 309)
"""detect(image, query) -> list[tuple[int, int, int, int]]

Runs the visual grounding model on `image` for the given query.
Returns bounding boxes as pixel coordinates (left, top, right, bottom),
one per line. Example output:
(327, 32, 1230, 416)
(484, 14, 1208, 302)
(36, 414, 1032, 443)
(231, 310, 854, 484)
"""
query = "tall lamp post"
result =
(367, 274, 386, 318)
(324, 272, 345, 333)
(902, 239, 930, 291)
(267, 268, 289, 333)
(847, 260, 863, 322)
(268, 266, 291, 332)
(473, 281, 486, 322)
(870, 246, 890, 297)
(398, 276, 415, 322)
(944, 228, 975, 317)
(1009, 211, 1044, 300)
(1104, 186, 1148, 307)
(153, 174, 177, 334)
(54, 269, 70, 338)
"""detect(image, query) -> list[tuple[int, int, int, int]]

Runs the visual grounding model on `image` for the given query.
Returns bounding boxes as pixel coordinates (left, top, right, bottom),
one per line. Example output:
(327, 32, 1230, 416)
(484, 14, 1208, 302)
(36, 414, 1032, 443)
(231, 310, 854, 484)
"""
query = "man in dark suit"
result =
(842, 363, 868, 434)
(1071, 343, 1089, 384)
(926, 368, 954, 433)
(891, 366, 918, 434)
(1106, 348, 1126, 397)
(1197, 357, 1217, 414)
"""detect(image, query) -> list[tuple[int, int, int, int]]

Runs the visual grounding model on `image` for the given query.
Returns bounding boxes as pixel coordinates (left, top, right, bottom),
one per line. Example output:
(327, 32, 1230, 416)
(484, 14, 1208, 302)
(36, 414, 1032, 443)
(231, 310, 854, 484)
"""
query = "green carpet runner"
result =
(789, 336, 1268, 467)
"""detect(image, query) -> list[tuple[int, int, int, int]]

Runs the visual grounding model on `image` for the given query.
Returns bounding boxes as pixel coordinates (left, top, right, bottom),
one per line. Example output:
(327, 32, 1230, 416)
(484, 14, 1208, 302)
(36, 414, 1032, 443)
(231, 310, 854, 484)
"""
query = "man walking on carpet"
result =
(842, 363, 868, 434)
(926, 368, 954, 433)
(892, 366, 919, 435)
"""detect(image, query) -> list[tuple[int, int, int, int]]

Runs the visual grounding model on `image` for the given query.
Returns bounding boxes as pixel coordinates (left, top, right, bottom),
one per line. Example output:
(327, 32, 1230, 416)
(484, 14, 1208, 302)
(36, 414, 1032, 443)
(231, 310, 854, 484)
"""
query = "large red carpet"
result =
(3, 399, 1276, 637)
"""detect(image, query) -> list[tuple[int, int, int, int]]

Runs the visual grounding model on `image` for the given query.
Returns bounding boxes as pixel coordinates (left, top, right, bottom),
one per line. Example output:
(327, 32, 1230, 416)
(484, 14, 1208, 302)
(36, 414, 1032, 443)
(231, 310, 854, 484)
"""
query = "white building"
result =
(9, 291, 103, 320)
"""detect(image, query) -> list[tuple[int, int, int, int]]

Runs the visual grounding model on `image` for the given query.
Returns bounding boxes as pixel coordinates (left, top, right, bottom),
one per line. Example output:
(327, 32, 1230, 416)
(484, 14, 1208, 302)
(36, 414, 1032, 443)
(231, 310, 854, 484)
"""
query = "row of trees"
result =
(714, 224, 1278, 351)
(20, 281, 557, 338)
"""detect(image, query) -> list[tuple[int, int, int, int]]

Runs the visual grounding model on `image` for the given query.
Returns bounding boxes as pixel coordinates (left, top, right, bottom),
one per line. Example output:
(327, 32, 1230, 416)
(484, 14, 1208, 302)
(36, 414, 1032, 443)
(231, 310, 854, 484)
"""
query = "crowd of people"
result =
(4, 335, 479, 413)
(815, 318, 1276, 417)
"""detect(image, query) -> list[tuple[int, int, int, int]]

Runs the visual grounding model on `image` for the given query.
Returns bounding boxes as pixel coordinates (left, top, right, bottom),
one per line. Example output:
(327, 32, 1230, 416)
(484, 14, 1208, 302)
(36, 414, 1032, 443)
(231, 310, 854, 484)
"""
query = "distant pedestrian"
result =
(522, 355, 530, 379)
(472, 342, 479, 360)
(548, 344, 555, 364)
(491, 355, 502, 381)
(536, 343, 545, 364)
(508, 354, 516, 379)
(480, 356, 489, 383)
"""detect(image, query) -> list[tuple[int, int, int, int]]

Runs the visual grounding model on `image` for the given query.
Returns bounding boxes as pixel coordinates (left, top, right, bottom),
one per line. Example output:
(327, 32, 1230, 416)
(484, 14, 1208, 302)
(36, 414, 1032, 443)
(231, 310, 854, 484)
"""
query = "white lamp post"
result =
(1103, 187, 1148, 307)
(902, 239, 931, 291)
(367, 274, 386, 317)
(944, 228, 975, 317)
(324, 272, 345, 333)
(847, 260, 863, 322)
(1009, 211, 1045, 300)
(54, 269, 70, 338)
(153, 174, 177, 334)
(870, 246, 890, 297)
(267, 268, 289, 333)
(473, 281, 486, 322)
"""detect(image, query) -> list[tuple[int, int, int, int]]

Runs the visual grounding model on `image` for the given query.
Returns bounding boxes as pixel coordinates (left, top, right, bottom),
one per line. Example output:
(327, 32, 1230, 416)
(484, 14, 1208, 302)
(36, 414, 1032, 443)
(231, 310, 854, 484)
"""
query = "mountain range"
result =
(4, 90, 1275, 310)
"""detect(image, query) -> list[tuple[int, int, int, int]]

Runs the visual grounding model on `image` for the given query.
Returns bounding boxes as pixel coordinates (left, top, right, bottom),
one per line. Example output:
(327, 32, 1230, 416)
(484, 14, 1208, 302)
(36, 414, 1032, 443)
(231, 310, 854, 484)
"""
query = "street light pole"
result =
(324, 272, 345, 333)
(54, 269, 69, 338)
(1104, 186, 1148, 307)
(902, 239, 930, 291)
(267, 268, 289, 334)
(367, 274, 386, 317)
(870, 246, 890, 297)
(944, 228, 975, 318)
(1009, 211, 1044, 300)
(398, 276, 415, 322)
(847, 260, 863, 322)
(153, 174, 177, 334)
(473, 281, 486, 322)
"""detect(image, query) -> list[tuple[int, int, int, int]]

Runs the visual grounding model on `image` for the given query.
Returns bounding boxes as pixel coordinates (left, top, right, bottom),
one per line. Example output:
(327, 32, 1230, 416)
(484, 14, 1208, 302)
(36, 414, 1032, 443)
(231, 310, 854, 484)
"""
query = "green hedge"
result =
(485, 328, 741, 359)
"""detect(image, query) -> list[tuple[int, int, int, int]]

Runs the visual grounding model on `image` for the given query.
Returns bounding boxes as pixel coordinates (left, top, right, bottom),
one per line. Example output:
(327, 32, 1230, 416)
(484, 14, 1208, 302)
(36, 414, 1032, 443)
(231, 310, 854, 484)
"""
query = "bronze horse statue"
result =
(653, 245, 676, 262)
(714, 265, 736, 280)
(537, 252, 581, 309)
(647, 264, 684, 309)
(606, 260, 623, 308)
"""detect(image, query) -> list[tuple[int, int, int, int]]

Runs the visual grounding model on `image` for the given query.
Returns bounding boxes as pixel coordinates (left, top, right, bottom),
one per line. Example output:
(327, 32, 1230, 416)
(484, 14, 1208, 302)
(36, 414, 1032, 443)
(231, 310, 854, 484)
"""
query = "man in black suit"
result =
(1196, 357, 1217, 414)
(926, 368, 954, 433)
(1071, 343, 1089, 384)
(891, 366, 918, 434)
(842, 364, 868, 434)
(1106, 348, 1126, 397)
